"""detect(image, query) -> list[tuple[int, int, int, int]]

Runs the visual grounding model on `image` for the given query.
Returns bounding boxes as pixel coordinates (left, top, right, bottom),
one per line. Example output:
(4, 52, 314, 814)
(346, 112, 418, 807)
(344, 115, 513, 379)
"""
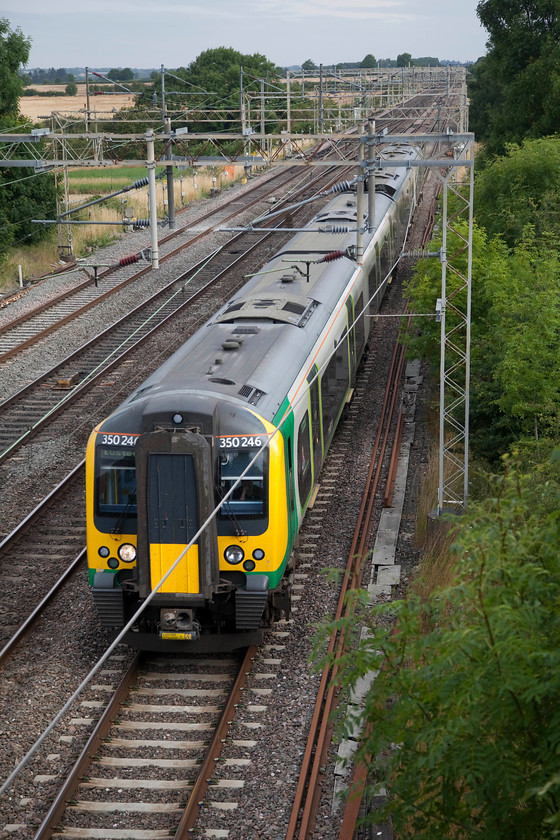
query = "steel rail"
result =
(383, 410, 404, 508)
(32, 652, 143, 840)
(286, 324, 408, 840)
(0, 459, 84, 553)
(0, 461, 86, 666)
(174, 645, 257, 838)
(30, 646, 256, 840)
(0, 548, 86, 667)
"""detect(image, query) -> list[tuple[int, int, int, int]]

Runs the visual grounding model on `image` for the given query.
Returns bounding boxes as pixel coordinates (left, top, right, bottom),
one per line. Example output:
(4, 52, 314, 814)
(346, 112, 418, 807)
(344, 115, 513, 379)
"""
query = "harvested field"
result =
(19, 84, 136, 121)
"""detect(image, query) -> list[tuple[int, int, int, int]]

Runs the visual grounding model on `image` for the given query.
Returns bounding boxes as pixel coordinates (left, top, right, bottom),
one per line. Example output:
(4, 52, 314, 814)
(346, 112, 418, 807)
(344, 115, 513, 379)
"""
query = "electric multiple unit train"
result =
(86, 143, 421, 651)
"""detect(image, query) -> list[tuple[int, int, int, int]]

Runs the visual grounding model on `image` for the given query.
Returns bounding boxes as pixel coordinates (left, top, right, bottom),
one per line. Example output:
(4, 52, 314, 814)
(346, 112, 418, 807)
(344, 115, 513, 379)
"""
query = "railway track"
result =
(287, 318, 409, 840)
(33, 648, 255, 839)
(0, 463, 85, 659)
(0, 165, 309, 362)
(0, 163, 351, 472)
(0, 102, 448, 837)
(0, 299, 413, 837)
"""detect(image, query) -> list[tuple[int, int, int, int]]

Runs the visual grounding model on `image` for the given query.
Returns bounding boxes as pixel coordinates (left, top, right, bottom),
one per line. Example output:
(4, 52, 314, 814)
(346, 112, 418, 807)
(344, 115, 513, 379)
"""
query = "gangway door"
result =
(135, 429, 219, 601)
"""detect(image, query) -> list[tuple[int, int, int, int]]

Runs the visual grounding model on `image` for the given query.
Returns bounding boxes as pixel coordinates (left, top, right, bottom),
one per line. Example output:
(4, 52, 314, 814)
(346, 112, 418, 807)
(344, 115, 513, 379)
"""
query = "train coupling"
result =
(158, 608, 200, 641)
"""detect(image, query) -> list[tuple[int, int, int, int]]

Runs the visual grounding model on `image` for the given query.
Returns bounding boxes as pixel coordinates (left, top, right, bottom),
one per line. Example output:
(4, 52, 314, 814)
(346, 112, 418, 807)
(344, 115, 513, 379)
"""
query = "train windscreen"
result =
(218, 449, 266, 518)
(97, 446, 137, 516)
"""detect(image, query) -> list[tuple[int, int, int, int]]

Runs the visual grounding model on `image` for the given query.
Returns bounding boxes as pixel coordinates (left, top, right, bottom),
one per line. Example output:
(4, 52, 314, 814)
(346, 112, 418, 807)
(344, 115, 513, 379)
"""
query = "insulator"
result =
(330, 180, 354, 194)
(324, 225, 350, 234)
(132, 219, 150, 229)
(130, 176, 149, 189)
(317, 250, 345, 264)
(118, 254, 140, 267)
(402, 249, 441, 260)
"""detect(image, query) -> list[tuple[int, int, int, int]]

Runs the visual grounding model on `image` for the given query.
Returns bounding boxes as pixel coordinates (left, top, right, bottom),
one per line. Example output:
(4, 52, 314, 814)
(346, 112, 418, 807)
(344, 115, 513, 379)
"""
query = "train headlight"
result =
(224, 545, 244, 565)
(98, 546, 110, 558)
(252, 548, 265, 561)
(117, 543, 137, 563)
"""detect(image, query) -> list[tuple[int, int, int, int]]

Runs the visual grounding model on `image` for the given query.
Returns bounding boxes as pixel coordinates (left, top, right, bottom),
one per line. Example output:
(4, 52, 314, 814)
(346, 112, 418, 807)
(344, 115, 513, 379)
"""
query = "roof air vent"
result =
(209, 377, 235, 386)
(232, 326, 260, 335)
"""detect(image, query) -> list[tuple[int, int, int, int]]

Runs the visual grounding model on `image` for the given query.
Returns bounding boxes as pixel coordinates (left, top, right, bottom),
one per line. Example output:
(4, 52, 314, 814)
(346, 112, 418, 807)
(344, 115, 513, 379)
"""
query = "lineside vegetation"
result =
(327, 3, 560, 834)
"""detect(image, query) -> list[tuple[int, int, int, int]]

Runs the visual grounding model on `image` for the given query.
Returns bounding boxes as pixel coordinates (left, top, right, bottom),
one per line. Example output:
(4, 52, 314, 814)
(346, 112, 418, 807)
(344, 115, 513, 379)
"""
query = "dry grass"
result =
(410, 408, 462, 600)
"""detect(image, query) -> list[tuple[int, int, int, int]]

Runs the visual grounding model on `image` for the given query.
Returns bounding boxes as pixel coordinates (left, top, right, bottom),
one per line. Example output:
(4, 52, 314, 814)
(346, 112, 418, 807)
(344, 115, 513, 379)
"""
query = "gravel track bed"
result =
(0, 171, 438, 838)
(0, 232, 317, 538)
(0, 164, 289, 330)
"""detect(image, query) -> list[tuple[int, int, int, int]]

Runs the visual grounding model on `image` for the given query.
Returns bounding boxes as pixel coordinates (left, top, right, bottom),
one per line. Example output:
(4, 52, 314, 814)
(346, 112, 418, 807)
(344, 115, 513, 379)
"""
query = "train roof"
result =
(115, 144, 420, 427)
(123, 250, 357, 423)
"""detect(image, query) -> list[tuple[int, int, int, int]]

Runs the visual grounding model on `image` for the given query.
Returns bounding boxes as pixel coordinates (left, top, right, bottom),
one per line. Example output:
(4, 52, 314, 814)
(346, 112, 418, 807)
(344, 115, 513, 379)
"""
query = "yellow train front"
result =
(86, 389, 291, 652)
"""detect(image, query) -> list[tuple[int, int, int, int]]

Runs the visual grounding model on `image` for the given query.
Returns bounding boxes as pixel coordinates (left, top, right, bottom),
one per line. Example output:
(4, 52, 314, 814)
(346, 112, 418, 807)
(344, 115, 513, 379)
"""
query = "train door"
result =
(354, 292, 365, 360)
(346, 298, 356, 383)
(135, 430, 219, 602)
(147, 453, 200, 595)
(307, 367, 322, 482)
(379, 224, 393, 294)
(369, 243, 381, 311)
(391, 218, 398, 265)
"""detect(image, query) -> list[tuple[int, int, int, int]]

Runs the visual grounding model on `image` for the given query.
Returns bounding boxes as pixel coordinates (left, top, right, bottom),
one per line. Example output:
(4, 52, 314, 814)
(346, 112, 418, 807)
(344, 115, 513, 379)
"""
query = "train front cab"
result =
(87, 415, 290, 652)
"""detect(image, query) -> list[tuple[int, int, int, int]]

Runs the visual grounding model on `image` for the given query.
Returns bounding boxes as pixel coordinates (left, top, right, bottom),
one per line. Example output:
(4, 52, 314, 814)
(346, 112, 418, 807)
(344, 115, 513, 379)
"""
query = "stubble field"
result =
(19, 84, 136, 121)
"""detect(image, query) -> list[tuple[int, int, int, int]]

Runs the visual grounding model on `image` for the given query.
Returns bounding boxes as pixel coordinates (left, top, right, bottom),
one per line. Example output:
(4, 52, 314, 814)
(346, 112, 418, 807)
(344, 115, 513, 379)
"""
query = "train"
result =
(86, 142, 421, 651)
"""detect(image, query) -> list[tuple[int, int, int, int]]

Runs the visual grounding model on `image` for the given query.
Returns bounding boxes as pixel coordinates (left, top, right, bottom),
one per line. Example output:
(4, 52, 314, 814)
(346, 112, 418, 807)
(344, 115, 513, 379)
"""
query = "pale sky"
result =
(2, 0, 488, 70)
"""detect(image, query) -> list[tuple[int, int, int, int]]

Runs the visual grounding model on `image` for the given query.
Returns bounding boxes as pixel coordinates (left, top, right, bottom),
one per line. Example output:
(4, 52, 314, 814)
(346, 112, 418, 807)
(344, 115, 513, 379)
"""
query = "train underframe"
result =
(93, 570, 292, 652)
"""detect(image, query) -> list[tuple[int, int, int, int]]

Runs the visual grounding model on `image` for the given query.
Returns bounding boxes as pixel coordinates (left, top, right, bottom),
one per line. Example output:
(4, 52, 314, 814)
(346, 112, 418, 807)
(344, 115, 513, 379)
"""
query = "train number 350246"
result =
(99, 433, 137, 446)
(218, 435, 263, 449)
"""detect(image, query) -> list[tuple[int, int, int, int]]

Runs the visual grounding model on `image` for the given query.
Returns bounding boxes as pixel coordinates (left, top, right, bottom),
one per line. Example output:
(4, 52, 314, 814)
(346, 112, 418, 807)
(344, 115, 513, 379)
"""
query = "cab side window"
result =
(297, 412, 312, 507)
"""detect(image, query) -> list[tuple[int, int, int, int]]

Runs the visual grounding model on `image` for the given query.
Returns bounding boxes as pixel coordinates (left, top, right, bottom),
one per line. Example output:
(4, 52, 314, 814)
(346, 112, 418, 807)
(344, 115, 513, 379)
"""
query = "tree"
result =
(414, 56, 441, 67)
(470, 2, 560, 154)
(360, 54, 377, 68)
(65, 82, 77, 95)
(0, 20, 57, 261)
(405, 213, 560, 458)
(301, 59, 317, 71)
(134, 48, 280, 134)
(396, 52, 413, 67)
(474, 136, 560, 246)
(476, 0, 560, 75)
(324, 456, 560, 838)
(0, 18, 30, 117)
(107, 67, 134, 82)
(465, 54, 503, 144)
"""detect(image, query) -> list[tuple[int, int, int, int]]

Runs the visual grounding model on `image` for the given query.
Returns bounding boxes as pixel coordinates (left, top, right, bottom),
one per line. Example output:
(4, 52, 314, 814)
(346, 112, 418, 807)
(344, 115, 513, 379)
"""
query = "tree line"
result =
(0, 19, 57, 258)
